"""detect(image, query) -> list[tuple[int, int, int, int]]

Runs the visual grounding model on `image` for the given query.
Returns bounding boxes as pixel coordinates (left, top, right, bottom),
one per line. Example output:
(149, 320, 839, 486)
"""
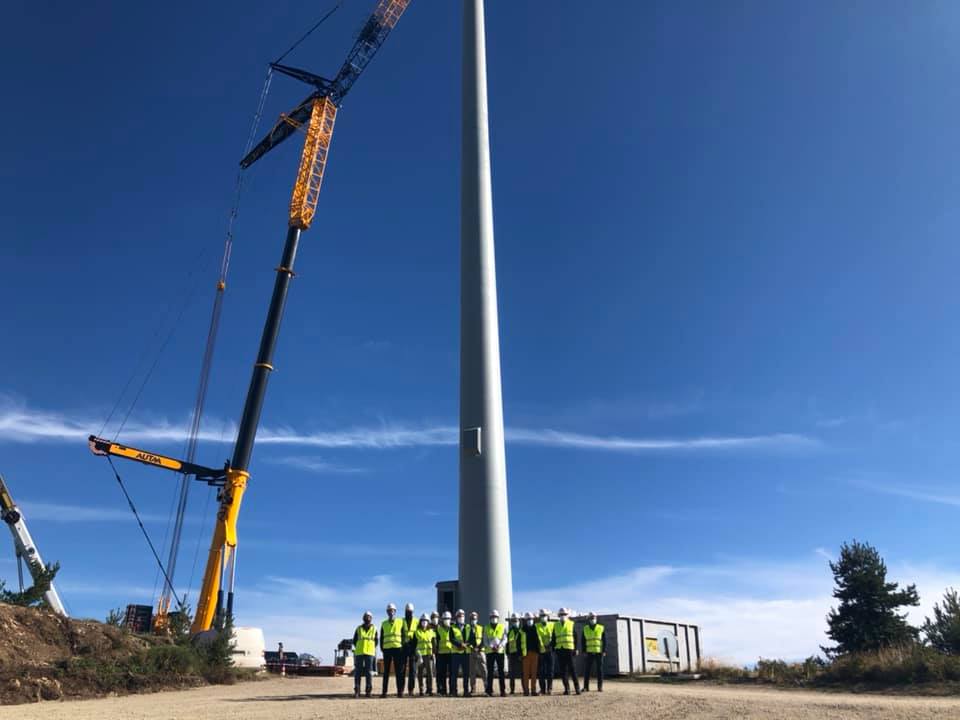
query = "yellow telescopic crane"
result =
(90, 0, 411, 635)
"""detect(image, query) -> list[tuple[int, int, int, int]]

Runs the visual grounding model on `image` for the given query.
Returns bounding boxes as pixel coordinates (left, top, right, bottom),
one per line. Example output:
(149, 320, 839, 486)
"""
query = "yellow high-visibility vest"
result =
(414, 626, 435, 655)
(554, 619, 575, 650)
(402, 617, 418, 643)
(583, 623, 605, 653)
(454, 625, 470, 654)
(483, 623, 505, 654)
(437, 626, 456, 654)
(507, 627, 527, 655)
(381, 618, 403, 650)
(536, 621, 555, 650)
(355, 624, 376, 656)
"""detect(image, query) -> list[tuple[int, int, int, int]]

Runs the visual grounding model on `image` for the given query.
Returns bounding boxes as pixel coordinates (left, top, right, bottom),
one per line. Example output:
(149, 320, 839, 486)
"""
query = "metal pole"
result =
(231, 225, 302, 472)
(458, 0, 513, 620)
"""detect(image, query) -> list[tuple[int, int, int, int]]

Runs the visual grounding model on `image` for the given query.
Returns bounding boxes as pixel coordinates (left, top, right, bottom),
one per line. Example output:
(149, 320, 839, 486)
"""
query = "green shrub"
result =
(145, 644, 200, 675)
(816, 645, 960, 687)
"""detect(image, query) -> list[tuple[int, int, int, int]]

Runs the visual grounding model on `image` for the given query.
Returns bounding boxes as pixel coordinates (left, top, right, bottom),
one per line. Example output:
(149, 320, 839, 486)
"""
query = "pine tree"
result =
(822, 541, 919, 657)
(922, 588, 960, 655)
(0, 562, 60, 608)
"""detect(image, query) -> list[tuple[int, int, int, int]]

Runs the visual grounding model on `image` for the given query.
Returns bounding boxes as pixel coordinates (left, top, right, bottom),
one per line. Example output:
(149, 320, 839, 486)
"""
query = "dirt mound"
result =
(0, 604, 206, 705)
(0, 604, 152, 668)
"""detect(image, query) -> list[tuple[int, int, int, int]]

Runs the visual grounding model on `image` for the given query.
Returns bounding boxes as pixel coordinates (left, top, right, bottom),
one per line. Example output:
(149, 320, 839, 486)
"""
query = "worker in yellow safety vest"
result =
(506, 612, 526, 695)
(401, 602, 419, 696)
(435, 611, 458, 696)
(380, 603, 405, 697)
(482, 609, 507, 696)
(352, 611, 377, 698)
(536, 608, 555, 695)
(553, 607, 581, 695)
(414, 613, 437, 695)
(581, 612, 606, 692)
(522, 612, 543, 695)
(452, 609, 470, 696)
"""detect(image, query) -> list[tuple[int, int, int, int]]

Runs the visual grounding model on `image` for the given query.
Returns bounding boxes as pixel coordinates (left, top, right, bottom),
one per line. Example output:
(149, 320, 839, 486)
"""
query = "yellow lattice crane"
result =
(90, 0, 412, 635)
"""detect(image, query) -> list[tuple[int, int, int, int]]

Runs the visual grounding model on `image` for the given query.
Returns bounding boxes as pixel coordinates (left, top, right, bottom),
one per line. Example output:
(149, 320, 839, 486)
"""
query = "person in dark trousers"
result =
(506, 613, 524, 694)
(435, 611, 457, 696)
(353, 611, 378, 698)
(401, 602, 419, 696)
(482, 609, 507, 697)
(535, 609, 555, 695)
(581, 612, 606, 691)
(451, 609, 470, 696)
(380, 603, 405, 697)
(553, 607, 581, 695)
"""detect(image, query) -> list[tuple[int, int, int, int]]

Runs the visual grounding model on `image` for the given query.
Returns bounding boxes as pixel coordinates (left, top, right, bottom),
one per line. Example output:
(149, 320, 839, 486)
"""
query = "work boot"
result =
(354, 689, 360, 698)
(575, 686, 581, 695)
(523, 690, 529, 696)
(583, 685, 590, 692)
(564, 690, 570, 696)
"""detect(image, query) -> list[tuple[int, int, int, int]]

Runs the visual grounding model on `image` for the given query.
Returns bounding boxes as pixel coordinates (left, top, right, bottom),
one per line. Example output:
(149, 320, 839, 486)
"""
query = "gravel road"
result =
(3, 676, 960, 719)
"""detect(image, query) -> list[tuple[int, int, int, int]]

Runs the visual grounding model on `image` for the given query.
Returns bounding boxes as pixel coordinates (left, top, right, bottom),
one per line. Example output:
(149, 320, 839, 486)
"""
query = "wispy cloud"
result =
(814, 547, 834, 562)
(506, 428, 818, 451)
(815, 416, 852, 428)
(18, 500, 199, 526)
(243, 539, 453, 559)
(0, 395, 820, 455)
(851, 478, 960, 508)
(266, 455, 367, 475)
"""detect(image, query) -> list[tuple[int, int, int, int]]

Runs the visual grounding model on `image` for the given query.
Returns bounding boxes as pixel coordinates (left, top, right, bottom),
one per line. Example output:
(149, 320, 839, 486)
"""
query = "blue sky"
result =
(2, 0, 960, 663)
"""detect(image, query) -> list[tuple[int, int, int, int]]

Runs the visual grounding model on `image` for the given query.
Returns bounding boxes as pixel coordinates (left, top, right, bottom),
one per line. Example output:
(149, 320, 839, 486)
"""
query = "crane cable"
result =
(107, 456, 183, 609)
(274, 1, 344, 65)
(164, 65, 276, 611)
(177, 1, 345, 605)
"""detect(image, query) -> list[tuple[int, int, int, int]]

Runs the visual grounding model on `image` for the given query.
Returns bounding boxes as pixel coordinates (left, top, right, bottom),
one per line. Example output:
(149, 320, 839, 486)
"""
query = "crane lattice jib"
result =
(239, 0, 410, 170)
(329, 0, 410, 105)
(289, 97, 338, 229)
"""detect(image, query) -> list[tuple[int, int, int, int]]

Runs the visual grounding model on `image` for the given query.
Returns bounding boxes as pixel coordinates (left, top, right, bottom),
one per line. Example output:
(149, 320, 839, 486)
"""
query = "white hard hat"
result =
(442, 611, 452, 620)
(490, 609, 499, 617)
(363, 610, 373, 619)
(469, 610, 478, 618)
(523, 611, 533, 619)
(430, 611, 440, 619)
(420, 613, 429, 621)
(455, 609, 465, 617)
(509, 612, 518, 620)
(539, 608, 549, 616)
(557, 607, 568, 616)
(387, 603, 397, 611)
(405, 602, 415, 612)
(587, 611, 597, 619)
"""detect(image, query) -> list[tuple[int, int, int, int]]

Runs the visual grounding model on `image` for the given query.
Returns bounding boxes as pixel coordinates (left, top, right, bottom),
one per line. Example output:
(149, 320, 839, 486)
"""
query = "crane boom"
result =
(92, 0, 411, 636)
(0, 474, 68, 617)
(240, 0, 411, 170)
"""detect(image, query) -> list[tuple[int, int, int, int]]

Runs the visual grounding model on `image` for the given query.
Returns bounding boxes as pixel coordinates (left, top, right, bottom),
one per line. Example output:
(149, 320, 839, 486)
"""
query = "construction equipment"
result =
(89, 0, 411, 635)
(0, 474, 68, 616)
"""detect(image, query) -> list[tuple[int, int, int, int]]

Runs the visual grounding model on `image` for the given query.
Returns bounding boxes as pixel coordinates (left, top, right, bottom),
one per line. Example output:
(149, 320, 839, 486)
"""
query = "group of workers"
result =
(351, 603, 607, 699)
